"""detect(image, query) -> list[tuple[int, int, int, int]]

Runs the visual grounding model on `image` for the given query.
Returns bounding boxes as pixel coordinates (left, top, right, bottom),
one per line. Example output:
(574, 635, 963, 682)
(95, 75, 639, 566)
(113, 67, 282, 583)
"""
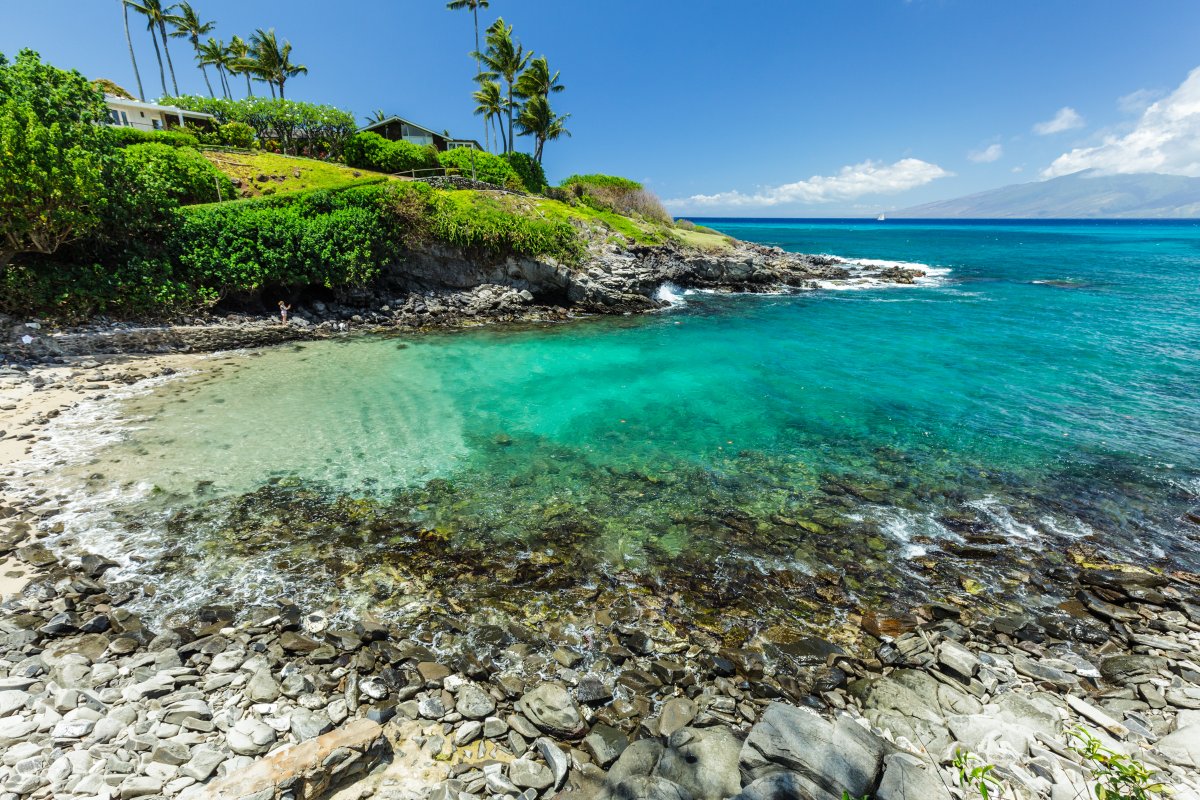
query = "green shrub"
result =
(437, 148, 522, 190)
(106, 126, 200, 148)
(500, 152, 547, 193)
(343, 131, 440, 174)
(561, 173, 643, 193)
(561, 173, 671, 225)
(121, 144, 235, 205)
(218, 121, 256, 149)
(170, 187, 398, 295)
(1, 49, 112, 269)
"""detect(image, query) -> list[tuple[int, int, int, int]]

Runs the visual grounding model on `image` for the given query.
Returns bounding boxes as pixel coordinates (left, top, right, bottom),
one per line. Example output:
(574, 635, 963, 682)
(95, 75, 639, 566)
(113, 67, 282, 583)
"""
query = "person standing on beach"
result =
(278, 300, 291, 325)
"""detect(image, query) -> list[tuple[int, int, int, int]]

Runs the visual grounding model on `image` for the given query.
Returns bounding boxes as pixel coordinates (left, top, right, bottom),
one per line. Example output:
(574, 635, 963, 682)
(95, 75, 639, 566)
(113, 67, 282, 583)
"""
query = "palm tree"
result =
(119, 0, 145, 101)
(473, 81, 505, 153)
(475, 18, 530, 154)
(516, 95, 571, 164)
(226, 35, 254, 97)
(250, 28, 307, 99)
(364, 109, 388, 125)
(446, 0, 490, 155)
(128, 0, 168, 96)
(515, 56, 564, 102)
(169, 2, 216, 98)
(130, 1, 180, 95)
(197, 38, 231, 98)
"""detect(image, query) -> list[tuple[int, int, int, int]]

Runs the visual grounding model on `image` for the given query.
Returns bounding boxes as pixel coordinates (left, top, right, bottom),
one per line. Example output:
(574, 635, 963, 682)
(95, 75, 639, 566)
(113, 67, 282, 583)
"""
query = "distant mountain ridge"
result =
(894, 170, 1200, 218)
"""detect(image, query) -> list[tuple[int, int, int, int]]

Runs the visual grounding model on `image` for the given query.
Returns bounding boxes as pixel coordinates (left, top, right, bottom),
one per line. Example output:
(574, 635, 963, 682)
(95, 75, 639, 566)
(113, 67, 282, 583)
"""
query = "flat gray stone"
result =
(876, 752, 951, 800)
(585, 723, 629, 768)
(517, 683, 586, 739)
(740, 704, 891, 798)
(509, 757, 554, 790)
(456, 683, 497, 720)
(656, 727, 740, 800)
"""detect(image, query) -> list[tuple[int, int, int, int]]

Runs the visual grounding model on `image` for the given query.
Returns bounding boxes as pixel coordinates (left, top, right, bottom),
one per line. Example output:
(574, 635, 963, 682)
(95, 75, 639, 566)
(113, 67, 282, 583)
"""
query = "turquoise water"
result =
(37, 219, 1200, 631)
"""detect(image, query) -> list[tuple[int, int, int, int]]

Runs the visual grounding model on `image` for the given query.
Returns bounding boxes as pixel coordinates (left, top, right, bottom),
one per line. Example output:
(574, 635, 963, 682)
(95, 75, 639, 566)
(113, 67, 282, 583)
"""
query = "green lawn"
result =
(202, 150, 392, 198)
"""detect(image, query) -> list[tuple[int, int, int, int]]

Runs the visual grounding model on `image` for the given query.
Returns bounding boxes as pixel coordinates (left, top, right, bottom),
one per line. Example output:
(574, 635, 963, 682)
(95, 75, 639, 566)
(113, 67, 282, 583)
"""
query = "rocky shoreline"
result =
(2, 242, 1198, 800)
(1, 489, 1199, 800)
(1, 240, 919, 364)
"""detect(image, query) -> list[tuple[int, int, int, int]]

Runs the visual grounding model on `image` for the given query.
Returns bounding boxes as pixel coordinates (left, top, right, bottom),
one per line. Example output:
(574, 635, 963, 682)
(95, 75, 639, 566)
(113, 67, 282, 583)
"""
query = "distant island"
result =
(894, 169, 1200, 218)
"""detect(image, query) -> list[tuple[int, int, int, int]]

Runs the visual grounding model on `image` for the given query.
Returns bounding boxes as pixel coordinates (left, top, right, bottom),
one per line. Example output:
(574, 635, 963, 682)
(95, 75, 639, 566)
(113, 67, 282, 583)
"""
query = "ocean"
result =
(19, 219, 1200, 633)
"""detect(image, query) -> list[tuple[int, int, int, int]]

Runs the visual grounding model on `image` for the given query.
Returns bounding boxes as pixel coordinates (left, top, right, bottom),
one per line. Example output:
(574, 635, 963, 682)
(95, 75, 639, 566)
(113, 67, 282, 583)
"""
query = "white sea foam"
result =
(815, 254, 953, 291)
(867, 506, 962, 558)
(653, 282, 687, 307)
(967, 496, 1040, 541)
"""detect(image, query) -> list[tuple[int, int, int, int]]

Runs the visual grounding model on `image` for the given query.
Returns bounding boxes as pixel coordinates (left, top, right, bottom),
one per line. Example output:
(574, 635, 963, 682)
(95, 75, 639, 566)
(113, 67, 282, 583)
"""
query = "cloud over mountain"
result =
(667, 158, 951, 209)
(1043, 66, 1200, 178)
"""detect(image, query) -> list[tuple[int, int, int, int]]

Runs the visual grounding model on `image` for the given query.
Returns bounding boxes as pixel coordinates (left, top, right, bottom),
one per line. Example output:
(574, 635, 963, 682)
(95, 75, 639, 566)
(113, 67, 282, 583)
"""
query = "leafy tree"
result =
(119, 0, 146, 101)
(446, 0, 491, 151)
(218, 121, 255, 148)
(0, 50, 112, 270)
(475, 18, 530, 154)
(515, 94, 570, 164)
(473, 80, 505, 153)
(169, 2, 216, 98)
(129, 0, 180, 97)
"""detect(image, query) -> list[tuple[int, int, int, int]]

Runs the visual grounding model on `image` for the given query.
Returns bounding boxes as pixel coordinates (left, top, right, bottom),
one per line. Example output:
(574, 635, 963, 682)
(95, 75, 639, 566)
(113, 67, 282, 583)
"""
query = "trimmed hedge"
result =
(343, 131, 439, 174)
(437, 148, 522, 191)
(121, 144, 235, 205)
(106, 126, 200, 149)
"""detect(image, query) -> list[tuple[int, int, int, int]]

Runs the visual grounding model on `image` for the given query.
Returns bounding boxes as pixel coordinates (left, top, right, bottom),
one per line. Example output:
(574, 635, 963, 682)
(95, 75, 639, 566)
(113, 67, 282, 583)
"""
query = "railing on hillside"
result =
(390, 166, 451, 179)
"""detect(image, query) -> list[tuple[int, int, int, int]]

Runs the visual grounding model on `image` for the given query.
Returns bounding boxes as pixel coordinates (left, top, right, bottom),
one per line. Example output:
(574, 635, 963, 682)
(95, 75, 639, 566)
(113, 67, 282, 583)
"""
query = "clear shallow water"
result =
(27, 219, 1200, 633)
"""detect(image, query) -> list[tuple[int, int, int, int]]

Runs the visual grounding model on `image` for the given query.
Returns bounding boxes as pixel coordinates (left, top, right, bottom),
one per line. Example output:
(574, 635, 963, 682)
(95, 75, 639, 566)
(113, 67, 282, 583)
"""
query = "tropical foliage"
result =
(343, 132, 441, 174)
(438, 148, 523, 190)
(560, 174, 672, 224)
(121, 143, 234, 204)
(161, 96, 356, 157)
(0, 50, 112, 271)
(451, 10, 571, 165)
(501, 152, 548, 193)
(119, 2, 307, 101)
(108, 126, 201, 149)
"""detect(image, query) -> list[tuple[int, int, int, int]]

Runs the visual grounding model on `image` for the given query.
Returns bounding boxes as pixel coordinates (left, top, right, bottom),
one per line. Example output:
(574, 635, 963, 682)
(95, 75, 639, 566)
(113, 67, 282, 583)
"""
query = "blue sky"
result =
(5, 1, 1200, 215)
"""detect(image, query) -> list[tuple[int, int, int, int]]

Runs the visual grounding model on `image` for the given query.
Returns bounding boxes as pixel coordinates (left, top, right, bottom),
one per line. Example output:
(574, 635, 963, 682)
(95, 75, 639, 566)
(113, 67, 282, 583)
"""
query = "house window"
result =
(152, 119, 162, 130)
(107, 109, 120, 125)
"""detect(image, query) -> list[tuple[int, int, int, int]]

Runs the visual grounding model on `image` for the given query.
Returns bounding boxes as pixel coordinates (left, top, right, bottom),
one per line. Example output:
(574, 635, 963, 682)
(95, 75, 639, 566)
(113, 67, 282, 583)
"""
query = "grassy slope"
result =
(202, 150, 393, 198)
(203, 151, 732, 253)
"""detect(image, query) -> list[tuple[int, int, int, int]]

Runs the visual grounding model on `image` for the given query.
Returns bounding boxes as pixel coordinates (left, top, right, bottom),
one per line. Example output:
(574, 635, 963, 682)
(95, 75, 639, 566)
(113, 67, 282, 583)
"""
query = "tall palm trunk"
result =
(121, 1, 145, 101)
(158, 21, 179, 95)
(268, 81, 276, 99)
(244, 73, 254, 97)
(217, 65, 229, 98)
(474, 5, 488, 153)
(148, 23, 167, 96)
(507, 84, 514, 154)
(192, 36, 214, 97)
(278, 79, 286, 99)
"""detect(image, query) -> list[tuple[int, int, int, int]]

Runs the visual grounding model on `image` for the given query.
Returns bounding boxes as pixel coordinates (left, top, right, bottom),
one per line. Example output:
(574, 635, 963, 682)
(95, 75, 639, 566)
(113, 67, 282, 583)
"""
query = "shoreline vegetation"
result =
(2, 23, 1199, 800)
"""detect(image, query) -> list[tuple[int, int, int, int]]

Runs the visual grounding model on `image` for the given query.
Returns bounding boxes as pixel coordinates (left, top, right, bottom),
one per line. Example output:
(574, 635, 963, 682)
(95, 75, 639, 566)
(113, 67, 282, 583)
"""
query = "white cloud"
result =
(1117, 88, 1165, 115)
(1033, 107, 1085, 135)
(1043, 66, 1200, 178)
(667, 158, 951, 209)
(968, 143, 1003, 163)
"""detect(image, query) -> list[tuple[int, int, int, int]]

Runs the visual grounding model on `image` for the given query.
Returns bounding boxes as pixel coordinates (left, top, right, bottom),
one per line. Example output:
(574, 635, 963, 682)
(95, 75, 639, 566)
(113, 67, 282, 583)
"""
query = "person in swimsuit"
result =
(278, 300, 291, 325)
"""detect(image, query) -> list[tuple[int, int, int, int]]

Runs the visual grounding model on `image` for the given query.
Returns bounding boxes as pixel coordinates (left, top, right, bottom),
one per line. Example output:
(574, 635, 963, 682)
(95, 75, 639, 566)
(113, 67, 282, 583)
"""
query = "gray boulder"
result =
(876, 753, 952, 800)
(656, 727, 741, 800)
(1156, 725, 1200, 769)
(456, 683, 497, 720)
(608, 739, 665, 784)
(606, 776, 693, 800)
(740, 704, 892, 798)
(517, 683, 586, 739)
(729, 772, 838, 800)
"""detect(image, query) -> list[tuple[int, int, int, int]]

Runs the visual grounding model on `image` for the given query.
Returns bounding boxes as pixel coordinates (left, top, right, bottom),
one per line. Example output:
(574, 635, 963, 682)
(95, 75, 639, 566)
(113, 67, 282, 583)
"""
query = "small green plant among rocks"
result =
(1067, 726, 1170, 800)
(954, 748, 1003, 799)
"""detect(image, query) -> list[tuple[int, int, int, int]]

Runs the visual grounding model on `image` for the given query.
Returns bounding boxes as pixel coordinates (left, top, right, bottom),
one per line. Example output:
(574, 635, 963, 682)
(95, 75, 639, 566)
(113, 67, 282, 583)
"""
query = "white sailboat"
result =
(876, 213, 887, 221)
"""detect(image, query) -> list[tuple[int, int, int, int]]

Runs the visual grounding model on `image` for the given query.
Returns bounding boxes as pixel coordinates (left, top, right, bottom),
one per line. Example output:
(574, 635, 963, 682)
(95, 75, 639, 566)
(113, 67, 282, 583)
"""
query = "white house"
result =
(103, 95, 216, 132)
(360, 115, 481, 152)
